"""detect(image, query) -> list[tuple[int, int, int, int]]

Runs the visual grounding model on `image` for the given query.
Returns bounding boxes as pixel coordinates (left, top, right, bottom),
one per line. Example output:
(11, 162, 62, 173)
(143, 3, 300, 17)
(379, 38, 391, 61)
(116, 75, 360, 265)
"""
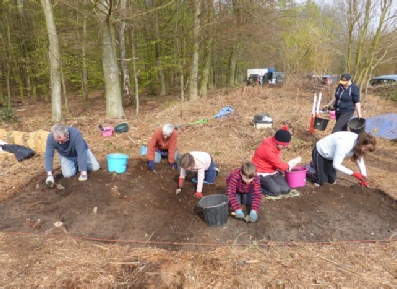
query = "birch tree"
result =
(119, 0, 132, 104)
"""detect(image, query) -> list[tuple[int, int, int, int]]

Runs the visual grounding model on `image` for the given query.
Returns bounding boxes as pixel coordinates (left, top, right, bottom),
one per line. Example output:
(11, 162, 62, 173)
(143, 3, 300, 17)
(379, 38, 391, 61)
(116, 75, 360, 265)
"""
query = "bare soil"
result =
(0, 158, 396, 249)
(0, 83, 396, 287)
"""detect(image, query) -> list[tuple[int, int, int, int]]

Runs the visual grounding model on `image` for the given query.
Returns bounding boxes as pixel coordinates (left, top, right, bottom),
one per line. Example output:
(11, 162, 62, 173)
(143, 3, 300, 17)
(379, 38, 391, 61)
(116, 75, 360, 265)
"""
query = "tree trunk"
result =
(81, 0, 88, 99)
(200, 38, 212, 98)
(199, 0, 214, 98)
(41, 0, 62, 122)
(155, 13, 167, 96)
(97, 0, 125, 119)
(188, 0, 201, 101)
(228, 48, 236, 87)
(119, 0, 132, 104)
(131, 28, 140, 117)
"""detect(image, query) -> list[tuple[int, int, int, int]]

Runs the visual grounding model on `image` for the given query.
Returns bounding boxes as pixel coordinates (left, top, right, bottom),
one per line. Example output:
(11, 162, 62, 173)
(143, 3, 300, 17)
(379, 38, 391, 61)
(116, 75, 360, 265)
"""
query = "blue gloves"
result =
(249, 210, 258, 222)
(169, 163, 177, 169)
(148, 160, 155, 171)
(235, 209, 244, 219)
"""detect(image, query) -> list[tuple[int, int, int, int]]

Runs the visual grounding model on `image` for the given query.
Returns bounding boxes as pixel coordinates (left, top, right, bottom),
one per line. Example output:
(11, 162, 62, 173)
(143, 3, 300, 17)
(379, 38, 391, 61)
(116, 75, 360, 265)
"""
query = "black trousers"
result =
(260, 173, 290, 195)
(312, 147, 336, 185)
(332, 111, 353, 133)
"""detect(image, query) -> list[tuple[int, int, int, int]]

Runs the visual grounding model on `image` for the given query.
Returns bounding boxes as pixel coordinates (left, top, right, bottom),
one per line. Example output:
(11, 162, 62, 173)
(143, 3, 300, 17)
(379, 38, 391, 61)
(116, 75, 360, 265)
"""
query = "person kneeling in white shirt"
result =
(312, 132, 376, 187)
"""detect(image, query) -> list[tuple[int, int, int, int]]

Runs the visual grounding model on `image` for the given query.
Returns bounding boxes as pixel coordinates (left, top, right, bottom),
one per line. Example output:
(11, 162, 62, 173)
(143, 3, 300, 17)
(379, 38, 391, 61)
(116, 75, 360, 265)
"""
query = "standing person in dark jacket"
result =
(226, 161, 262, 222)
(324, 74, 363, 133)
(44, 124, 100, 186)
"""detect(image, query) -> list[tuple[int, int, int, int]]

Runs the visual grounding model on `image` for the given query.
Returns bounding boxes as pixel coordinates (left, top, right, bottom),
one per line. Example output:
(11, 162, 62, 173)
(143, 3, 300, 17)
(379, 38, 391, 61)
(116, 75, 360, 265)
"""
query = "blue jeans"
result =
(59, 149, 100, 178)
(154, 149, 178, 163)
(203, 158, 217, 184)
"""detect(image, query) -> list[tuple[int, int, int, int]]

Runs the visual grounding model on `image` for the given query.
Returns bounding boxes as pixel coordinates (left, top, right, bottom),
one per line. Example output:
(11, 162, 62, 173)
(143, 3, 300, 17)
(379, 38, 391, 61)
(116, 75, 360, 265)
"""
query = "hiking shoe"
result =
(314, 183, 320, 187)
(192, 177, 213, 185)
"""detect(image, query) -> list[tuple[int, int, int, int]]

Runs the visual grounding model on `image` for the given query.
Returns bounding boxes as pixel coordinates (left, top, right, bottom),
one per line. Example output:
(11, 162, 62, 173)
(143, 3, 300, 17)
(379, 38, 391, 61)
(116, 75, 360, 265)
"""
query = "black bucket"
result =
(348, 118, 366, 134)
(314, 117, 329, 131)
(198, 194, 229, 227)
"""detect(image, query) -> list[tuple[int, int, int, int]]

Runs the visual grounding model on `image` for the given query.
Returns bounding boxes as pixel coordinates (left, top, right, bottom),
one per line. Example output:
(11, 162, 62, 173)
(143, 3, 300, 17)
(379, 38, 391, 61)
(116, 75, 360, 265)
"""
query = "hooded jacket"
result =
(334, 82, 360, 113)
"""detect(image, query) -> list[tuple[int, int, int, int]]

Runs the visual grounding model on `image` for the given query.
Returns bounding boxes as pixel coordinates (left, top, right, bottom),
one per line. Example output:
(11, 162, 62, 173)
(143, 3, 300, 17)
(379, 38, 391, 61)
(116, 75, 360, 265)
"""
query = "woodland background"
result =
(1, 0, 397, 123)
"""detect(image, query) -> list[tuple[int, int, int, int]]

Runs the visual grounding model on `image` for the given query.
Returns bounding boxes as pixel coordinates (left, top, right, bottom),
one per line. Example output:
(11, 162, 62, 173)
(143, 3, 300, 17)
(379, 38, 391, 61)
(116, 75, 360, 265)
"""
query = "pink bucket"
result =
(285, 166, 307, 188)
(330, 110, 336, 120)
(101, 126, 114, 137)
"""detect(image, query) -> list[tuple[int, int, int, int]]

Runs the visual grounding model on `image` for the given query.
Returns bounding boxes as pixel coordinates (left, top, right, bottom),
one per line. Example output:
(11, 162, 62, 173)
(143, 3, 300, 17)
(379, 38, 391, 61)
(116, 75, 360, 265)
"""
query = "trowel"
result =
(176, 188, 182, 195)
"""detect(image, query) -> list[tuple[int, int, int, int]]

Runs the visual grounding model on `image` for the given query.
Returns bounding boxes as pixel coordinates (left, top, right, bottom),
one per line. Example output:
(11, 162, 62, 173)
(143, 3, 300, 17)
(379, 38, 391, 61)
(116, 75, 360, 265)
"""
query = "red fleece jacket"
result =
(252, 136, 289, 173)
(147, 128, 178, 163)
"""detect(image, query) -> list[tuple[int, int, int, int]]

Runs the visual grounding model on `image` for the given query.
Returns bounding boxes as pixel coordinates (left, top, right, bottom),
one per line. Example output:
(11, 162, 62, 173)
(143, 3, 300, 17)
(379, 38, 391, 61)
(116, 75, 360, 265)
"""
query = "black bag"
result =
(1, 144, 35, 161)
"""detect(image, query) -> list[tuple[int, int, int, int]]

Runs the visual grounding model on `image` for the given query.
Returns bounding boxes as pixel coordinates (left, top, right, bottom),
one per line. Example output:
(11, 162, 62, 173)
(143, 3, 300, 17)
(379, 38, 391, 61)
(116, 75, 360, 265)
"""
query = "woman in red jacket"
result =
(252, 126, 301, 199)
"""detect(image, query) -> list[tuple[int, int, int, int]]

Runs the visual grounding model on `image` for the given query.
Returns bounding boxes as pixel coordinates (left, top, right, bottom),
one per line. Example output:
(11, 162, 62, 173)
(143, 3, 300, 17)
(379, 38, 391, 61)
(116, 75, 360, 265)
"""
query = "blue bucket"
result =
(107, 153, 129, 174)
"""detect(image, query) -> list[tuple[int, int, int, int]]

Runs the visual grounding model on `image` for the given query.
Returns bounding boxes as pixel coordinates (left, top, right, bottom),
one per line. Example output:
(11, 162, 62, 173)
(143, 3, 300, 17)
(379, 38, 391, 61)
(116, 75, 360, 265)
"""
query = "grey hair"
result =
(51, 123, 69, 137)
(162, 123, 174, 135)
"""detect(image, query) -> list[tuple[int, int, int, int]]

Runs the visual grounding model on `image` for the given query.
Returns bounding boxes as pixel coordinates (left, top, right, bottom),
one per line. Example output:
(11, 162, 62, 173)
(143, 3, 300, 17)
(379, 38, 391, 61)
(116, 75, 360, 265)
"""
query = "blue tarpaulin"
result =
(214, 106, 234, 119)
(365, 113, 397, 140)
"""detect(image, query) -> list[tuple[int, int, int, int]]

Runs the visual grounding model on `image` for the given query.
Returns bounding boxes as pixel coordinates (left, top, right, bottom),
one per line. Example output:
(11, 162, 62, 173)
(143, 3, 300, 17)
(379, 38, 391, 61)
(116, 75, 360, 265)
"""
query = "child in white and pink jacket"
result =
(177, 152, 218, 199)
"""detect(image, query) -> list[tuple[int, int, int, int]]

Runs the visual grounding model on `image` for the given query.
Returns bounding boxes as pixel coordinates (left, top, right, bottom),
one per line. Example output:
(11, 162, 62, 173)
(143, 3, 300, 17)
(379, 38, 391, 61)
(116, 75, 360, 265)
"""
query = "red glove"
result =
(194, 192, 203, 199)
(178, 177, 184, 188)
(361, 180, 369, 187)
(352, 172, 367, 182)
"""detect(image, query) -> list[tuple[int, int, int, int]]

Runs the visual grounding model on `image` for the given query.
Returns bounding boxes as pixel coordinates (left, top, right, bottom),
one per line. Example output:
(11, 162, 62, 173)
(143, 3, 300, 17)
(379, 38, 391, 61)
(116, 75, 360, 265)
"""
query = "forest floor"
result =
(0, 82, 396, 287)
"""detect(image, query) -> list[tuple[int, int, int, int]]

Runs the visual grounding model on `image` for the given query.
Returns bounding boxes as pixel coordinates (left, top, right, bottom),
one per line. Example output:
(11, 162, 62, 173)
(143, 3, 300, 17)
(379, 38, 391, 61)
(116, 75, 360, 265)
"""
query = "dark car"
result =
(247, 74, 260, 86)
(369, 74, 397, 86)
(262, 71, 285, 85)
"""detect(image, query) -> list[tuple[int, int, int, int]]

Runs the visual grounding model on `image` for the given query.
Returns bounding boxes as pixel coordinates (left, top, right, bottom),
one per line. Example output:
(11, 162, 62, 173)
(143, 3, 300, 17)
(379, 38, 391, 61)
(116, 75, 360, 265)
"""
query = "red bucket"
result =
(285, 166, 307, 188)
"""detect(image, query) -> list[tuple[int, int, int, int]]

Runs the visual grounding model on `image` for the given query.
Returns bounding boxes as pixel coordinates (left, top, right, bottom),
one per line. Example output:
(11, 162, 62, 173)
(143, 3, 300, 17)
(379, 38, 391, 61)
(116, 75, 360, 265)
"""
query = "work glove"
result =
(288, 156, 302, 170)
(78, 174, 88, 181)
(169, 163, 177, 170)
(178, 177, 184, 188)
(45, 175, 55, 188)
(248, 210, 258, 222)
(352, 171, 367, 182)
(361, 180, 369, 187)
(235, 209, 244, 219)
(194, 192, 203, 199)
(148, 160, 155, 171)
